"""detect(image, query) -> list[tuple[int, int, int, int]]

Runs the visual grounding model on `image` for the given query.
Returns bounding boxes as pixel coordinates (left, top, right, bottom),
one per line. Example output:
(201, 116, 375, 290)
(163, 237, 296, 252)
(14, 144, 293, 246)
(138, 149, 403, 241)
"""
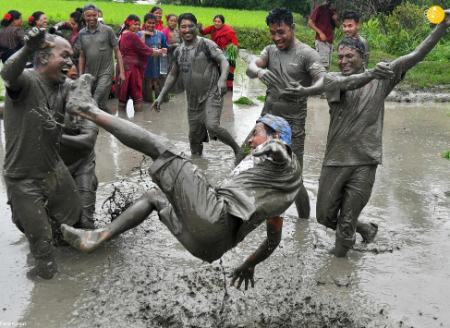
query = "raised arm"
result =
(231, 216, 283, 290)
(391, 10, 450, 74)
(1, 28, 47, 91)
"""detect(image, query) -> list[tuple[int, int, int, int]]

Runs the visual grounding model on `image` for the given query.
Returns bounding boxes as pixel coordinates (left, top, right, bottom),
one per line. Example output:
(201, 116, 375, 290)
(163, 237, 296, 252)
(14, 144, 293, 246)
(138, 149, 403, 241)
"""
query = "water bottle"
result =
(160, 53, 168, 75)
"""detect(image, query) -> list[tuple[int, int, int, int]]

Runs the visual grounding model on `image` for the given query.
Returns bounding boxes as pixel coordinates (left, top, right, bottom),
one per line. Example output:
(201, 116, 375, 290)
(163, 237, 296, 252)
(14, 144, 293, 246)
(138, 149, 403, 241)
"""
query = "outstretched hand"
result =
(230, 264, 255, 290)
(253, 139, 291, 164)
(24, 27, 53, 52)
(151, 98, 161, 112)
(281, 81, 309, 98)
(372, 62, 394, 79)
(258, 69, 279, 87)
(66, 74, 97, 115)
(443, 9, 450, 27)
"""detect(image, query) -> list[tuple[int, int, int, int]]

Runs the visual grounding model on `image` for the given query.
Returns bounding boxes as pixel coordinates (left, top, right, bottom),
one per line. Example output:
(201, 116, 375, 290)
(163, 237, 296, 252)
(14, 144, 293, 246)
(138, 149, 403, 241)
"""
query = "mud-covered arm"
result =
(114, 46, 125, 83)
(152, 60, 180, 110)
(231, 216, 283, 290)
(0, 28, 47, 91)
(61, 123, 98, 150)
(391, 10, 450, 75)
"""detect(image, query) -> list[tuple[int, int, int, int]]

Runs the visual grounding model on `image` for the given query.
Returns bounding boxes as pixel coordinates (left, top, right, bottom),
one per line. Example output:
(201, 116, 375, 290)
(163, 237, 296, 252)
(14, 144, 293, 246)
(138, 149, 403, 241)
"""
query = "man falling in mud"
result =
(0, 28, 85, 279)
(62, 74, 301, 289)
(246, 8, 327, 219)
(282, 9, 450, 257)
(152, 13, 244, 161)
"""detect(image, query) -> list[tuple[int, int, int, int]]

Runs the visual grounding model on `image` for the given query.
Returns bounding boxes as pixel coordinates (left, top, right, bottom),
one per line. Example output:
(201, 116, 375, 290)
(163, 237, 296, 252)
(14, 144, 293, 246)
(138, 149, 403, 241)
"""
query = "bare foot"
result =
(61, 224, 109, 253)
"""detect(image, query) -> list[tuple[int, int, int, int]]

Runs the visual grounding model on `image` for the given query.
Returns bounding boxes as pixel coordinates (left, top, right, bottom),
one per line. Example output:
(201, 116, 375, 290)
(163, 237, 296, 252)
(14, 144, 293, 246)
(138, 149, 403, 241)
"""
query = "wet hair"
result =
(166, 14, 177, 22)
(28, 11, 44, 27)
(178, 13, 197, 26)
(213, 14, 225, 24)
(70, 8, 84, 26)
(1, 10, 21, 27)
(144, 13, 157, 23)
(83, 4, 98, 12)
(338, 37, 365, 57)
(266, 8, 293, 26)
(33, 33, 57, 67)
(150, 6, 162, 14)
(342, 11, 360, 23)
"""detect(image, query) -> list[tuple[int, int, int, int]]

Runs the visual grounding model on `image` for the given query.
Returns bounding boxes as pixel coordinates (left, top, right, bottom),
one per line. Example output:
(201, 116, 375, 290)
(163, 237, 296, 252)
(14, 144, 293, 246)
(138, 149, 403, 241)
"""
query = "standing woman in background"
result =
(0, 10, 24, 63)
(149, 6, 164, 31)
(28, 11, 48, 29)
(140, 13, 168, 103)
(200, 14, 238, 90)
(118, 14, 163, 112)
(162, 14, 183, 94)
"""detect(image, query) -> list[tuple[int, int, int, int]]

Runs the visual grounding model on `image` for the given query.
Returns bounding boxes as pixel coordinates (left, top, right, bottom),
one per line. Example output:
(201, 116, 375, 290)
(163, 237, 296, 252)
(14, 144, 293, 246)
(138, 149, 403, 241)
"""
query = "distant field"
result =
(0, 0, 269, 28)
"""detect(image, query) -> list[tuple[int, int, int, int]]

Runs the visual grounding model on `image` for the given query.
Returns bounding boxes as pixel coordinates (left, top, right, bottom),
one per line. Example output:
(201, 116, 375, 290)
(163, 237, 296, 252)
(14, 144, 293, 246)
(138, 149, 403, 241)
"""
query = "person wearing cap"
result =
(76, 4, 125, 113)
(61, 74, 301, 289)
(282, 9, 450, 257)
(246, 8, 326, 220)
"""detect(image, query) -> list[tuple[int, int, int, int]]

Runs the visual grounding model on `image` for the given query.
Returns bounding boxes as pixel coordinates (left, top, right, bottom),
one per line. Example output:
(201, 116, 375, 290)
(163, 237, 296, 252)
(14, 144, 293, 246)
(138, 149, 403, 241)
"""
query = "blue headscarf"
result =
(256, 114, 292, 146)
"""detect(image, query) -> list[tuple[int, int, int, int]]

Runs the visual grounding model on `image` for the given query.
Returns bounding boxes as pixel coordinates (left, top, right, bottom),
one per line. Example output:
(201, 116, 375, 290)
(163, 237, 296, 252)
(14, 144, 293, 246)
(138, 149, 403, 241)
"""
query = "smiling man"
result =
(152, 13, 243, 161)
(0, 28, 84, 279)
(246, 8, 326, 220)
(61, 74, 301, 289)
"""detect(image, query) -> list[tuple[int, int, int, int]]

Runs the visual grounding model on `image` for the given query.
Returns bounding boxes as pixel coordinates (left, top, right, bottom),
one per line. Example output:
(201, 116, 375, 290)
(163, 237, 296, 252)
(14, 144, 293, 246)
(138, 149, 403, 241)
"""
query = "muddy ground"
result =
(0, 74, 449, 328)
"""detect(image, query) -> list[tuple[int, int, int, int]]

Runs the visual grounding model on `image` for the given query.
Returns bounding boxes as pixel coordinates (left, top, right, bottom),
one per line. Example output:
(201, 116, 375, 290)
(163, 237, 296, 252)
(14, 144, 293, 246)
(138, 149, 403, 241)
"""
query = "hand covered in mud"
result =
(230, 264, 255, 290)
(257, 69, 278, 87)
(253, 139, 291, 164)
(24, 27, 52, 52)
(371, 62, 394, 79)
(218, 79, 227, 96)
(66, 74, 97, 115)
(151, 98, 162, 112)
(442, 9, 450, 27)
(281, 81, 309, 98)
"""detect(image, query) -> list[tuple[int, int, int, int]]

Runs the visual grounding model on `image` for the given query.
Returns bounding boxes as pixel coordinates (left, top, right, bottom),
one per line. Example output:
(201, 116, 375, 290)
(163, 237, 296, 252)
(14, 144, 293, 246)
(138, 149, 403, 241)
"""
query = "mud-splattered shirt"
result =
(3, 70, 70, 179)
(217, 140, 301, 242)
(173, 37, 224, 108)
(259, 39, 325, 120)
(323, 68, 404, 166)
(77, 23, 118, 77)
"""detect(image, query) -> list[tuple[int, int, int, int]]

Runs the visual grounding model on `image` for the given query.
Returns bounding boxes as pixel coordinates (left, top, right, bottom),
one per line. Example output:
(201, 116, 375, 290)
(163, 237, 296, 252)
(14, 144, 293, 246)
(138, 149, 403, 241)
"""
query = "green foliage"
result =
(441, 150, 450, 160)
(241, 143, 251, 156)
(224, 44, 238, 62)
(233, 96, 255, 105)
(257, 95, 266, 102)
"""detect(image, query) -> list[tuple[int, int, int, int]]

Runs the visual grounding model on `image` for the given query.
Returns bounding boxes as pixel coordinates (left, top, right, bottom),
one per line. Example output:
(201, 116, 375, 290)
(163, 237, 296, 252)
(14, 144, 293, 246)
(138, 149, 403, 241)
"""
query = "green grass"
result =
(0, 0, 269, 28)
(257, 95, 266, 102)
(233, 96, 255, 105)
(441, 150, 450, 160)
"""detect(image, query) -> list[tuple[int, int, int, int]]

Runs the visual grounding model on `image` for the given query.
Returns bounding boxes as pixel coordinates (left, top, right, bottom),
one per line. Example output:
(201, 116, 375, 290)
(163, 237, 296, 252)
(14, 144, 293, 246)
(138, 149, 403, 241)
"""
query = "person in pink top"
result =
(118, 14, 165, 113)
(149, 6, 164, 31)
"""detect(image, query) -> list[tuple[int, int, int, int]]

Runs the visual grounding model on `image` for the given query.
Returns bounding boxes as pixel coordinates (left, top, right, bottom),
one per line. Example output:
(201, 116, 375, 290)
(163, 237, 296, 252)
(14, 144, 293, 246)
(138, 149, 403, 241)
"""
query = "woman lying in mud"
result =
(62, 74, 301, 290)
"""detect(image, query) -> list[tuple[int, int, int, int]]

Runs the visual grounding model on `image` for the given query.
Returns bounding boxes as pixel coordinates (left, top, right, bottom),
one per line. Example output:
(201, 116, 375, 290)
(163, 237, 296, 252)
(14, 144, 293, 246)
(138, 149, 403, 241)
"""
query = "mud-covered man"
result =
(246, 8, 327, 219)
(341, 11, 369, 68)
(0, 28, 84, 279)
(152, 13, 243, 160)
(62, 75, 301, 289)
(76, 4, 125, 113)
(284, 9, 450, 257)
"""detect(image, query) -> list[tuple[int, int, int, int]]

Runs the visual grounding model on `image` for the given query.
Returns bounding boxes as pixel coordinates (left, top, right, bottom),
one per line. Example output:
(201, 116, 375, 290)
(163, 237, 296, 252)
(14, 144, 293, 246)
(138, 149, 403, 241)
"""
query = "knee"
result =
(316, 214, 336, 230)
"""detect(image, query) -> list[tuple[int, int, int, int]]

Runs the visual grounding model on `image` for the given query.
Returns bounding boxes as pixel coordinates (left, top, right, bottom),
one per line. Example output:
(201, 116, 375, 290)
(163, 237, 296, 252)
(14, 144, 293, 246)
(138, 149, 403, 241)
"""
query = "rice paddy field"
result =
(0, 0, 269, 28)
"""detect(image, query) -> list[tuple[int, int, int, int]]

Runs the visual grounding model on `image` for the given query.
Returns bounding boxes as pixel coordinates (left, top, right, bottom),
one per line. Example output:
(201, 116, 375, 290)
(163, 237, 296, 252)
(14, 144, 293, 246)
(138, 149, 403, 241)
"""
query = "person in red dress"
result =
(200, 14, 238, 90)
(149, 6, 164, 31)
(118, 14, 165, 113)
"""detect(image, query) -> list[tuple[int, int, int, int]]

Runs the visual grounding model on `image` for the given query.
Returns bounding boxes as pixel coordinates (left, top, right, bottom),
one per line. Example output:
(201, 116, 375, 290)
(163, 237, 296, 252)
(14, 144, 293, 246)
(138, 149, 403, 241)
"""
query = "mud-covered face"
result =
(179, 19, 197, 43)
(36, 14, 48, 29)
(213, 17, 223, 29)
(338, 46, 364, 76)
(84, 10, 98, 29)
(249, 123, 270, 149)
(342, 19, 358, 37)
(144, 18, 156, 32)
(167, 16, 177, 29)
(41, 38, 74, 84)
(129, 20, 141, 33)
(269, 22, 294, 50)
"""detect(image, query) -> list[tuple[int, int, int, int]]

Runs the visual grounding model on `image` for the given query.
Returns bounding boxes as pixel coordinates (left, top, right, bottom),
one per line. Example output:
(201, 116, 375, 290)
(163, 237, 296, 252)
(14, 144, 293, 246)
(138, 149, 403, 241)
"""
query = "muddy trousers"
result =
(316, 165, 377, 248)
(93, 74, 113, 113)
(4, 161, 81, 260)
(188, 92, 240, 156)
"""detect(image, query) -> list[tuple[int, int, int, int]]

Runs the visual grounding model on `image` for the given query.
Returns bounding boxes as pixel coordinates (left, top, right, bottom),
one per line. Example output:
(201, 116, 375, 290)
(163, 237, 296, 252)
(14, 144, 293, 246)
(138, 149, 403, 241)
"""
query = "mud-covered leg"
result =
(62, 189, 164, 253)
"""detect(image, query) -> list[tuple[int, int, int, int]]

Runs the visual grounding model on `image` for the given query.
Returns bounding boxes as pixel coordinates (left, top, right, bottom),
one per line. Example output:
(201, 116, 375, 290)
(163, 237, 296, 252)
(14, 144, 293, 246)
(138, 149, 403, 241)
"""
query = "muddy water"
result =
(0, 77, 449, 327)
